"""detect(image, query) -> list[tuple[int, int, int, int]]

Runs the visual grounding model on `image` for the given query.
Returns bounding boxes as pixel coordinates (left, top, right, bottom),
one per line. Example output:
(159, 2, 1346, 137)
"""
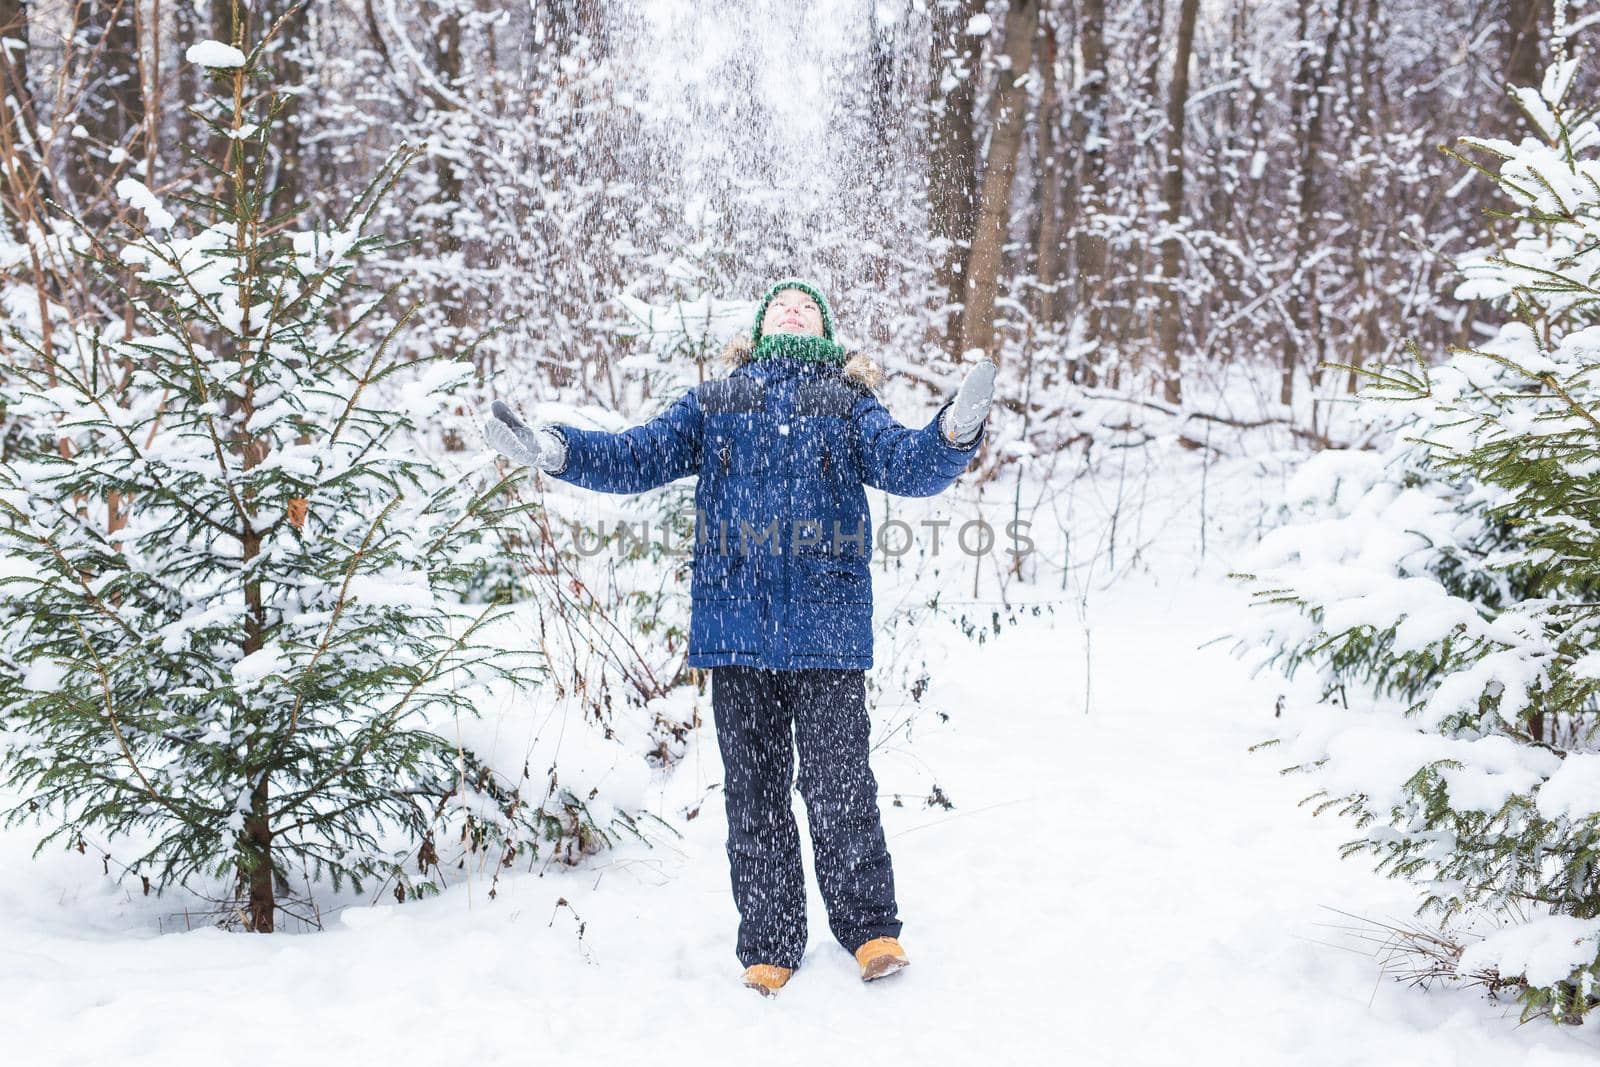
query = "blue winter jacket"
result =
(546, 354, 985, 670)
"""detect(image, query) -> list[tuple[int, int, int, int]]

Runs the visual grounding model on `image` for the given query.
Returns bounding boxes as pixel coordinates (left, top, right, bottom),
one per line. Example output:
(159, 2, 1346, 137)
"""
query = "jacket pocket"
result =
(692, 549, 748, 602)
(704, 417, 763, 475)
(797, 554, 871, 604)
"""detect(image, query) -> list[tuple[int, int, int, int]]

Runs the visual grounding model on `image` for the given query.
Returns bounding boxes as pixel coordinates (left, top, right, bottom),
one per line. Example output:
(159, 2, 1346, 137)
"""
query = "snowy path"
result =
(4, 567, 1600, 1065)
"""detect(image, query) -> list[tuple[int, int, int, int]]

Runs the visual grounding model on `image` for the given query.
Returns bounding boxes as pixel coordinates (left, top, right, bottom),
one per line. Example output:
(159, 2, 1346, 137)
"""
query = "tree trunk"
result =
(243, 758, 274, 932)
(266, 3, 309, 227)
(1158, 0, 1200, 405)
(431, 0, 464, 231)
(70, 0, 145, 222)
(1033, 12, 1064, 330)
(927, 0, 985, 349)
(0, 0, 27, 113)
(1282, 0, 1347, 408)
(1074, 0, 1108, 386)
(1503, 0, 1547, 105)
(864, 1, 899, 347)
(0, 0, 34, 226)
(427, 1, 467, 332)
(238, 374, 272, 931)
(174, 0, 200, 116)
(956, 0, 1040, 363)
(212, 2, 308, 223)
(208, 33, 276, 928)
(1346, 0, 1383, 392)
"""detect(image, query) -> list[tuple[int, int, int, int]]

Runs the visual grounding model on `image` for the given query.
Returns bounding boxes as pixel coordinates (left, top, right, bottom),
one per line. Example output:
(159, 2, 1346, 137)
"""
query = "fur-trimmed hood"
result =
(718, 334, 884, 392)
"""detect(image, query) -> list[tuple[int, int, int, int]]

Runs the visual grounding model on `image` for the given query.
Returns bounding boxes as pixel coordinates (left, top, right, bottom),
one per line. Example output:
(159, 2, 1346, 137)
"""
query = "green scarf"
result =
(748, 277, 845, 365)
(751, 332, 846, 365)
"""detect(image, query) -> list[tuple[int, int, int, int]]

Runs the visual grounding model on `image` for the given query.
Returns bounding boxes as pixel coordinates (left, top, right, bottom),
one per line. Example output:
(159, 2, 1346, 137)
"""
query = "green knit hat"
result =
(750, 278, 845, 364)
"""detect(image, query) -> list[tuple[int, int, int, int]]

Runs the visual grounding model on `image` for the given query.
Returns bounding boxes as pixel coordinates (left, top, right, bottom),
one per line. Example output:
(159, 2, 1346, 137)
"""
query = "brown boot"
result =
(854, 936, 910, 982)
(741, 963, 794, 997)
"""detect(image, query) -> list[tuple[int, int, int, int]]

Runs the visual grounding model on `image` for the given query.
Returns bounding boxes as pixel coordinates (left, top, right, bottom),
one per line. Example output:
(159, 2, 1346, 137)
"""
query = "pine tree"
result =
(0, 20, 540, 931)
(1237, 58, 1600, 1022)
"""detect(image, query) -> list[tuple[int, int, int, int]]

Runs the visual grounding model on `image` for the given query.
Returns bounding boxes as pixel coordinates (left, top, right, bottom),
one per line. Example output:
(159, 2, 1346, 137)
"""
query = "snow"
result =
(4, 461, 1600, 1062)
(157, 601, 243, 654)
(114, 178, 174, 232)
(1537, 753, 1600, 822)
(345, 571, 436, 610)
(1459, 915, 1600, 989)
(0, 581, 1574, 1061)
(395, 361, 474, 419)
(8, 4, 1600, 1055)
(290, 225, 361, 272)
(1571, 652, 1600, 681)
(185, 40, 246, 69)
(231, 643, 288, 686)
(20, 659, 64, 693)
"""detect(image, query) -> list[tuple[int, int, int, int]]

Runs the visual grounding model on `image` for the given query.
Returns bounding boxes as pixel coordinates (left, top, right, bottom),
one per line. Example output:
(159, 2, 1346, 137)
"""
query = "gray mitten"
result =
(941, 359, 996, 446)
(483, 400, 567, 471)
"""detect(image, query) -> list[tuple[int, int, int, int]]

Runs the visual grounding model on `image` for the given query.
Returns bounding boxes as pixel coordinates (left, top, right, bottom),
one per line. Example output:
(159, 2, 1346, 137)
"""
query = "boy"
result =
(484, 279, 994, 995)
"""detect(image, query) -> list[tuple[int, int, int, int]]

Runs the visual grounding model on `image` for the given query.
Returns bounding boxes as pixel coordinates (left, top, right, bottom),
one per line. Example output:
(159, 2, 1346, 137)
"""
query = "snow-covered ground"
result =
(5, 539, 1600, 1063)
(1, 439, 1595, 1064)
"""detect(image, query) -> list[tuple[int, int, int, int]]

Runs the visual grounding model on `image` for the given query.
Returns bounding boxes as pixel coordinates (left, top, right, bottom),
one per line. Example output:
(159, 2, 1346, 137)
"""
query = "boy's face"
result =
(761, 288, 826, 338)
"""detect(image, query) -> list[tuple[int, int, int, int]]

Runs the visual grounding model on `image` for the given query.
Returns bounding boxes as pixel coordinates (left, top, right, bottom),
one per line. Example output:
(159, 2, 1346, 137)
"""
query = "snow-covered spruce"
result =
(1236, 60, 1600, 1024)
(0, 38, 543, 931)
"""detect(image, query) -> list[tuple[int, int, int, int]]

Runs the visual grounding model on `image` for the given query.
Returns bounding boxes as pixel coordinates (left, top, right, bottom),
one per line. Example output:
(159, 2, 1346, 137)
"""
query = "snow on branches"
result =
(0, 27, 545, 932)
(1236, 60, 1600, 1024)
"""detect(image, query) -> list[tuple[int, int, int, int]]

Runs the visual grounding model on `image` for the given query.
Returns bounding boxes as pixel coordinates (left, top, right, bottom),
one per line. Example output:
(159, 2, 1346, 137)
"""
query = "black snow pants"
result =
(711, 665, 903, 969)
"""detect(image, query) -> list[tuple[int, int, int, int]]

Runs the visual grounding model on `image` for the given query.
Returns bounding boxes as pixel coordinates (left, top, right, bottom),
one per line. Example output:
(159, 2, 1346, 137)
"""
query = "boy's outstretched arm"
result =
(857, 359, 995, 498)
(483, 389, 703, 494)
